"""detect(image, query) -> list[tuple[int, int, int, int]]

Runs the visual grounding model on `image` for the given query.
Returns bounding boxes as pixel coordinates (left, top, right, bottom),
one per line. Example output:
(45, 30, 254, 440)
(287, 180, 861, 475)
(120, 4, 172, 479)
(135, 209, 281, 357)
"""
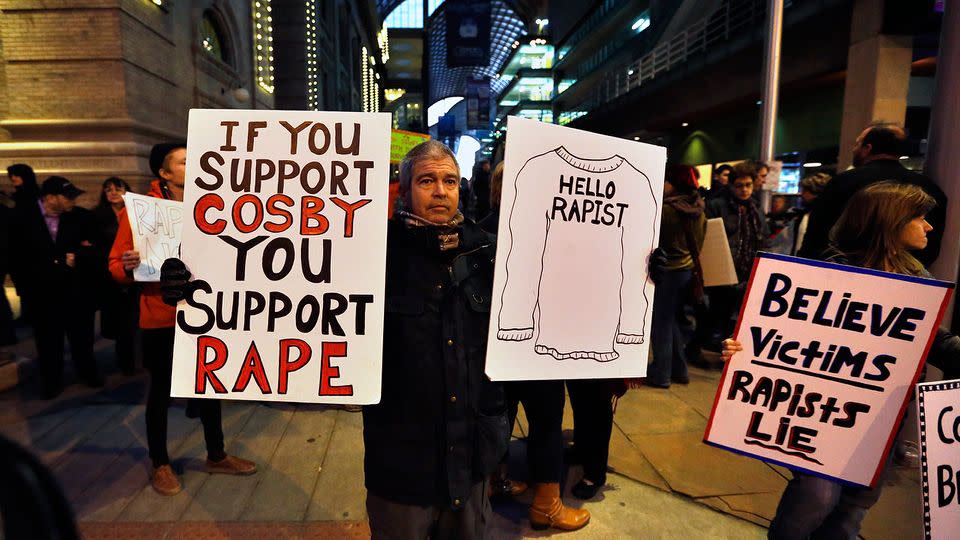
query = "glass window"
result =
(384, 0, 445, 29)
(200, 13, 227, 62)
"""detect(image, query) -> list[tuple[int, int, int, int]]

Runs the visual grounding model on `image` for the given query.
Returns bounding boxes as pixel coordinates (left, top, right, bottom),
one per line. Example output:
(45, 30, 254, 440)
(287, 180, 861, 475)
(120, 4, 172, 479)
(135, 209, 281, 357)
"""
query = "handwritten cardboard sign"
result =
(705, 252, 953, 487)
(122, 192, 183, 282)
(485, 116, 664, 381)
(918, 379, 960, 539)
(700, 217, 738, 287)
(171, 109, 392, 404)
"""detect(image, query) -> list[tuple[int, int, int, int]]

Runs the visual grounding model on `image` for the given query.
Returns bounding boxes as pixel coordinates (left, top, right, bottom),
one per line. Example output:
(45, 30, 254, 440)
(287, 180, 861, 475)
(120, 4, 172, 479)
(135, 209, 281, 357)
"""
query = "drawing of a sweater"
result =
(498, 147, 658, 362)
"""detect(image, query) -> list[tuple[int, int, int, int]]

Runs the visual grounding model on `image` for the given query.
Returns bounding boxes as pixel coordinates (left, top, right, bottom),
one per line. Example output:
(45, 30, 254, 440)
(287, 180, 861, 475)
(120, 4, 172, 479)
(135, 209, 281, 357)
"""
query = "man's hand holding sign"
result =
(707, 252, 953, 487)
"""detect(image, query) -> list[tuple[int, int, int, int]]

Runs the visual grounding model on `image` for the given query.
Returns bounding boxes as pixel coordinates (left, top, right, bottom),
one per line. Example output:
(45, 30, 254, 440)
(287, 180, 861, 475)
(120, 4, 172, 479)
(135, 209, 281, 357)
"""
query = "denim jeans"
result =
(647, 269, 692, 387)
(767, 450, 893, 540)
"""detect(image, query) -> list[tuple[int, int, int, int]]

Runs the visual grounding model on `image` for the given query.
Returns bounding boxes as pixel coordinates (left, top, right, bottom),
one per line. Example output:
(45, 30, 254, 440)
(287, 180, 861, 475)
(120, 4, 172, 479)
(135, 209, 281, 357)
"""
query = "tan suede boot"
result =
(528, 482, 590, 531)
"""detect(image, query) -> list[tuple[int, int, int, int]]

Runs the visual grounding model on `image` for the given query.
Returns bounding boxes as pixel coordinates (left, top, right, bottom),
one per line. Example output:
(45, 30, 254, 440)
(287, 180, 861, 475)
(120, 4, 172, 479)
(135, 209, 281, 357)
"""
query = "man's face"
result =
(731, 176, 754, 201)
(160, 148, 187, 188)
(755, 166, 769, 188)
(59, 194, 77, 212)
(405, 157, 460, 224)
(42, 194, 70, 215)
(852, 128, 871, 167)
(715, 169, 730, 186)
(9, 174, 22, 187)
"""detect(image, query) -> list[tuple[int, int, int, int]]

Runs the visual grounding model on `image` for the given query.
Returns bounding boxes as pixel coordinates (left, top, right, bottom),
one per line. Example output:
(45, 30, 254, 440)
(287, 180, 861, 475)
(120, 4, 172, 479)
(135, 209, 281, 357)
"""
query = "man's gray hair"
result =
(398, 140, 459, 194)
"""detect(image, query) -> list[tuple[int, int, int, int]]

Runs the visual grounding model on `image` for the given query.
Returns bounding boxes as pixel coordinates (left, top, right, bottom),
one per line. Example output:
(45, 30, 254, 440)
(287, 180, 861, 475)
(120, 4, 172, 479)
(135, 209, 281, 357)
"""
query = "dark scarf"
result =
(731, 196, 761, 281)
(396, 210, 465, 251)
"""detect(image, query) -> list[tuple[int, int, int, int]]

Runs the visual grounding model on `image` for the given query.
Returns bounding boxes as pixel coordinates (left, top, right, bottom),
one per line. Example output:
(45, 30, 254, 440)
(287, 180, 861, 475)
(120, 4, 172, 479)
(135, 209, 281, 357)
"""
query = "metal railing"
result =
(563, 0, 766, 115)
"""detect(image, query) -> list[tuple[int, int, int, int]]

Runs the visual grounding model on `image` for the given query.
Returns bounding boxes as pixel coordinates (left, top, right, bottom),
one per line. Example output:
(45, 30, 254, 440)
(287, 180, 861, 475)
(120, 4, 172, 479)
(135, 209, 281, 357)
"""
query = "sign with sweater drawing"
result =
(485, 117, 665, 381)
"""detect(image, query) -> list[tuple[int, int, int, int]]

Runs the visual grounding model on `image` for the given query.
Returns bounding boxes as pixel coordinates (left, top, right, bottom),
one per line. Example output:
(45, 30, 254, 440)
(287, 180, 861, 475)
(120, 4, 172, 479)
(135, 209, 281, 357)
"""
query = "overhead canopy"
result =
(378, 0, 536, 104)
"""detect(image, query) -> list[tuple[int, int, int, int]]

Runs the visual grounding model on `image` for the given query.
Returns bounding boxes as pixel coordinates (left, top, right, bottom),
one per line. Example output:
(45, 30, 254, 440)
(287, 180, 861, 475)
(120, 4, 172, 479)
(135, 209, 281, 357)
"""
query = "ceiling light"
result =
(803, 162, 822, 168)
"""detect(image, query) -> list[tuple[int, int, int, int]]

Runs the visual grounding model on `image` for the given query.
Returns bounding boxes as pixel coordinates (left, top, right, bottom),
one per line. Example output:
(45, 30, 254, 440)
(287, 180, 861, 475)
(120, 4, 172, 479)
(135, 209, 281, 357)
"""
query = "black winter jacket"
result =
(362, 218, 509, 508)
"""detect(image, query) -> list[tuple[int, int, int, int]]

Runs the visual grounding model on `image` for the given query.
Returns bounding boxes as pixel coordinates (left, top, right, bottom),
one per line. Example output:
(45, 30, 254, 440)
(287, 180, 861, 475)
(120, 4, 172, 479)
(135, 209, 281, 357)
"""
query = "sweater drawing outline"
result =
(497, 146, 658, 362)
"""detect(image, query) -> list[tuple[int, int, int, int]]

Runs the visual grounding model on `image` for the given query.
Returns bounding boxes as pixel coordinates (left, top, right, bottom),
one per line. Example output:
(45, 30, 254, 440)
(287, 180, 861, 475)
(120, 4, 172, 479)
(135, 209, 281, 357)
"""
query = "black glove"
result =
(648, 247, 669, 285)
(160, 257, 192, 307)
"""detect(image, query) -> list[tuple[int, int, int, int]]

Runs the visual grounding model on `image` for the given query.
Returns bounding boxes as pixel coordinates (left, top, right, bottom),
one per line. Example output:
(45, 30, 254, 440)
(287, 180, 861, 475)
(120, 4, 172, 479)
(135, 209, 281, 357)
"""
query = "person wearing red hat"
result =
(109, 142, 256, 496)
(10, 175, 102, 397)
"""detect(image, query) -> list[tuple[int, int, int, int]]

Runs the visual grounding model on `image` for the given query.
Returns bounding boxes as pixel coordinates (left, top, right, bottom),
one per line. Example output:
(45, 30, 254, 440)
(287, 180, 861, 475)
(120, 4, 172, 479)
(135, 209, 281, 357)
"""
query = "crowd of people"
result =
(0, 121, 955, 539)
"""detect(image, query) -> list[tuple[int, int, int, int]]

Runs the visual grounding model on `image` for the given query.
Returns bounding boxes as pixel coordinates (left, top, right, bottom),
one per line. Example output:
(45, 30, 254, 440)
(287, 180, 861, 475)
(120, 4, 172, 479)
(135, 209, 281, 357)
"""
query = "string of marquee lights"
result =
(306, 0, 320, 109)
(253, 1, 274, 93)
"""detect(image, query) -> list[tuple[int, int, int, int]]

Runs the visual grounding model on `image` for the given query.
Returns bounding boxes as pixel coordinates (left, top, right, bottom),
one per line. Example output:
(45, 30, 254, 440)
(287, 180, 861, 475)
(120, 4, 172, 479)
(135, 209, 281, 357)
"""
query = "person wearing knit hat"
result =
(109, 141, 256, 496)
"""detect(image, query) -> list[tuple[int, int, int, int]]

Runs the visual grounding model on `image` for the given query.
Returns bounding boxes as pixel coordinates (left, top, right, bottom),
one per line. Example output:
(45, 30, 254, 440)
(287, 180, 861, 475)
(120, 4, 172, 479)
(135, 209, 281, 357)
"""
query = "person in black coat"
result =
(10, 176, 102, 398)
(7, 164, 40, 326)
(361, 141, 512, 539)
(798, 123, 947, 265)
(93, 177, 138, 374)
(0, 199, 15, 345)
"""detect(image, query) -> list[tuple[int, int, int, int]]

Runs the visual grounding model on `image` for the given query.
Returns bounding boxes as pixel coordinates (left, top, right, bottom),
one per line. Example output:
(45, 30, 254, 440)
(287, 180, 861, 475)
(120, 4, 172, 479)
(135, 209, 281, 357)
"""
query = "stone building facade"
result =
(0, 0, 273, 202)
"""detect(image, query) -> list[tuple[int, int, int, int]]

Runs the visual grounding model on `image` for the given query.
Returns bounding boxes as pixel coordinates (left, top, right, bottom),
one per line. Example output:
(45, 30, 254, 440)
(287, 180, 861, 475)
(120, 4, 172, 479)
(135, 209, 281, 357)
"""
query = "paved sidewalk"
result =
(0, 332, 923, 539)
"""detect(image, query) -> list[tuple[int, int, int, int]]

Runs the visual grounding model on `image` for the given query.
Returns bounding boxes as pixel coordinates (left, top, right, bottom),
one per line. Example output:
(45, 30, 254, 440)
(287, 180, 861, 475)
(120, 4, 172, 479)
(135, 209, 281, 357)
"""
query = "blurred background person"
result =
(94, 177, 138, 375)
(702, 164, 768, 350)
(645, 164, 706, 388)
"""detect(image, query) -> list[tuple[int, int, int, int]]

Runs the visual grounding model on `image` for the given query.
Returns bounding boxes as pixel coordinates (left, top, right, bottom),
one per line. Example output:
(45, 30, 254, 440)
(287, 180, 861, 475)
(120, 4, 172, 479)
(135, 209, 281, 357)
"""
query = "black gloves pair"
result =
(648, 248, 669, 285)
(159, 258, 192, 307)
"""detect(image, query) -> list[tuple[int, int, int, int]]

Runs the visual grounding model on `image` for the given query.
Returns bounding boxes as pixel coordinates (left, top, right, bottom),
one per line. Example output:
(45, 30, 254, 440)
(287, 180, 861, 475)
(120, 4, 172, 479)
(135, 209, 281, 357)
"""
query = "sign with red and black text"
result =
(171, 109, 391, 404)
(705, 252, 953, 487)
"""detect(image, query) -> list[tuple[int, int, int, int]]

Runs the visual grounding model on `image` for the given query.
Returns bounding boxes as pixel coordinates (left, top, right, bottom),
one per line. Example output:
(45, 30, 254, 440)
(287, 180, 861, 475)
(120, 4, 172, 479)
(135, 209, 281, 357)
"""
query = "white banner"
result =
(171, 109, 392, 404)
(122, 192, 183, 282)
(918, 379, 960, 540)
(705, 252, 953, 486)
(485, 116, 665, 381)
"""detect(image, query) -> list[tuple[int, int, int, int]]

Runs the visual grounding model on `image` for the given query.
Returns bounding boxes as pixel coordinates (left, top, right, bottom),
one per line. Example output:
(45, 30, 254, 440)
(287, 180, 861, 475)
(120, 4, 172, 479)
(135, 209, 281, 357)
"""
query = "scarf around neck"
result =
(396, 210, 465, 251)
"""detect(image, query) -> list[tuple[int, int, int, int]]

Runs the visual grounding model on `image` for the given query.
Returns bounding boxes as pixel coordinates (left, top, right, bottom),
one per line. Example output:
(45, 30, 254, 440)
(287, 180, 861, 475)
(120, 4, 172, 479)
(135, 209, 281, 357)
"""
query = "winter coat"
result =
(362, 218, 508, 509)
(108, 180, 175, 329)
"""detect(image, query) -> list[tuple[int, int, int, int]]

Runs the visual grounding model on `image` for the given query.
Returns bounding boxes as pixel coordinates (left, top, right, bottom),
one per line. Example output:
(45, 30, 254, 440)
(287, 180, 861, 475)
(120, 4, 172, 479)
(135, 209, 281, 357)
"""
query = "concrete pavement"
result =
(0, 327, 925, 539)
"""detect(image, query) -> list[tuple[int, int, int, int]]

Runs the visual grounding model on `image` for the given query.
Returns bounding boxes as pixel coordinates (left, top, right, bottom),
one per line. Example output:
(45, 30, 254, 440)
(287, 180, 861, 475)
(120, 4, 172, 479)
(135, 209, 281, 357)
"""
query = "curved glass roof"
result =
(380, 0, 529, 105)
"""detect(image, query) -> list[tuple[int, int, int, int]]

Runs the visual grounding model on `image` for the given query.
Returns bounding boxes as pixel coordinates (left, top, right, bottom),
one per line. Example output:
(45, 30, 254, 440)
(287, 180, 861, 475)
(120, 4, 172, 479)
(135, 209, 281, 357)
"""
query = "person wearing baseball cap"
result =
(109, 142, 256, 496)
(11, 175, 102, 398)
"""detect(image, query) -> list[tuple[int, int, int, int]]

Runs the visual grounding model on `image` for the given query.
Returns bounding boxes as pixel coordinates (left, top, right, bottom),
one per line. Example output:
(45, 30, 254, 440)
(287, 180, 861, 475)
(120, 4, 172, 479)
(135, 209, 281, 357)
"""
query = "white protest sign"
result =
(700, 217, 738, 287)
(705, 252, 953, 486)
(122, 192, 183, 282)
(485, 116, 664, 381)
(171, 109, 392, 404)
(918, 379, 960, 539)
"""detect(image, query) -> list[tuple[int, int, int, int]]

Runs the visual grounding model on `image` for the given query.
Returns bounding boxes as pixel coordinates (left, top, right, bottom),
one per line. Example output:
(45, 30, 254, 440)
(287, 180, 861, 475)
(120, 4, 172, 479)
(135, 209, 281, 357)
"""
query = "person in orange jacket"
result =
(109, 142, 256, 496)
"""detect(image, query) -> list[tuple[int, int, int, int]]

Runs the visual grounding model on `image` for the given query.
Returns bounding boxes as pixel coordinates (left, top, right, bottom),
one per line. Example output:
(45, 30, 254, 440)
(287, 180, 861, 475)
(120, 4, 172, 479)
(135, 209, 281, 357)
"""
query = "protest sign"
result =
(171, 109, 392, 404)
(485, 116, 664, 381)
(700, 217, 738, 287)
(122, 192, 183, 282)
(705, 252, 953, 487)
(390, 129, 430, 164)
(918, 379, 960, 539)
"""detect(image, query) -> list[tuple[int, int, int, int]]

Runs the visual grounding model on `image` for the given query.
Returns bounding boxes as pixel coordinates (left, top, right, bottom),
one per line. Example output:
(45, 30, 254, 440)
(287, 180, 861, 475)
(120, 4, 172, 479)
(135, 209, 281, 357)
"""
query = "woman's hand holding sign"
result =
(721, 338, 742, 362)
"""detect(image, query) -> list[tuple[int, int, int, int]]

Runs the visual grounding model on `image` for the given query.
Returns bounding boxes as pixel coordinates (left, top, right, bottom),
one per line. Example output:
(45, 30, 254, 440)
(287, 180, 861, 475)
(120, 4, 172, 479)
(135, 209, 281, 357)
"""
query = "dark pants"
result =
(366, 478, 489, 540)
(648, 269, 692, 386)
(31, 293, 98, 396)
(100, 282, 138, 373)
(701, 284, 744, 348)
(566, 379, 615, 485)
(504, 380, 565, 484)
(142, 327, 225, 467)
(768, 450, 893, 540)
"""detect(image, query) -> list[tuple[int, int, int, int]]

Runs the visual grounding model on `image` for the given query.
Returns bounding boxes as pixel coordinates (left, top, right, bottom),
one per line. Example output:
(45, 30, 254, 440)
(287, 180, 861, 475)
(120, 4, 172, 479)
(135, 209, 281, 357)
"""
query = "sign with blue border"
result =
(705, 252, 954, 487)
(917, 379, 960, 539)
